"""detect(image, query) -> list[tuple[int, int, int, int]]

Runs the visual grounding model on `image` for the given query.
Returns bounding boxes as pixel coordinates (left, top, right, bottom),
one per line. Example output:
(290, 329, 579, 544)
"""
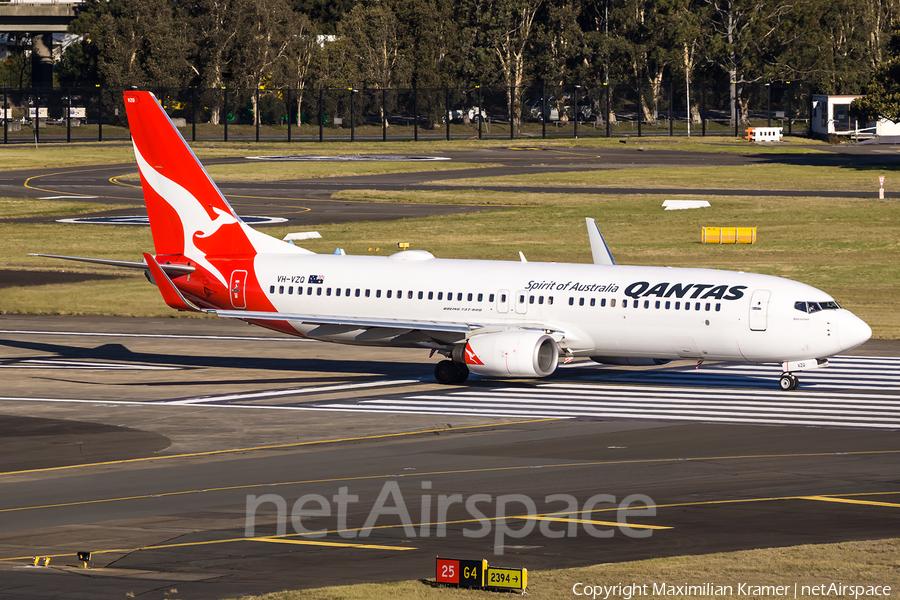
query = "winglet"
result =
(142, 252, 204, 313)
(586, 217, 616, 265)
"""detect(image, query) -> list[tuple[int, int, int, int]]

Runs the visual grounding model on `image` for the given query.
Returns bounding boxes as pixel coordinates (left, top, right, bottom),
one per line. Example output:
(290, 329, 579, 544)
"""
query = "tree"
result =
(851, 22, 900, 122)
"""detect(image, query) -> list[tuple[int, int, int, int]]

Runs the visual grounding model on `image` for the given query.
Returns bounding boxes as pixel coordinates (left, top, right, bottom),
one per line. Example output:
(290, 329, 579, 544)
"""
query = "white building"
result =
(811, 94, 900, 137)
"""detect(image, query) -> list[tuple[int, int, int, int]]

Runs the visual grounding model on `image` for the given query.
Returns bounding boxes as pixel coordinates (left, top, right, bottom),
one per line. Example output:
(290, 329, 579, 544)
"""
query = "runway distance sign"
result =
(486, 566, 528, 591)
(436, 557, 486, 588)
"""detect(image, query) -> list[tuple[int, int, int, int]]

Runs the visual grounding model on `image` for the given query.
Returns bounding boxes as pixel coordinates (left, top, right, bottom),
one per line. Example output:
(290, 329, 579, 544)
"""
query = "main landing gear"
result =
(779, 372, 800, 391)
(435, 360, 469, 385)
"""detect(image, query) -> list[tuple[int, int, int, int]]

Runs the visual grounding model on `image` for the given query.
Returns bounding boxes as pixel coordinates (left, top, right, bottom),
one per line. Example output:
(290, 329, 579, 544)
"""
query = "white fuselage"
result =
(253, 251, 871, 363)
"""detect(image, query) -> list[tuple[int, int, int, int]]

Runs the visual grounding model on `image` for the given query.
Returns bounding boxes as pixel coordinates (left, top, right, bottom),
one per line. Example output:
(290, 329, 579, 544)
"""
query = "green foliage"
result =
(851, 22, 900, 122)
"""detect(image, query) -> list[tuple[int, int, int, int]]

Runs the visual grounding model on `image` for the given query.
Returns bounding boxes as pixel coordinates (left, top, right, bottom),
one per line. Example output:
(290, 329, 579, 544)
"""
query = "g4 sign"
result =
(436, 557, 486, 588)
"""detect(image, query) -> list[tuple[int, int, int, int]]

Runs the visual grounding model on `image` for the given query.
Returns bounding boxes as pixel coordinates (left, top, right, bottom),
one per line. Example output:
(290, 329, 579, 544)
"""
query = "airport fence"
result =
(0, 81, 810, 144)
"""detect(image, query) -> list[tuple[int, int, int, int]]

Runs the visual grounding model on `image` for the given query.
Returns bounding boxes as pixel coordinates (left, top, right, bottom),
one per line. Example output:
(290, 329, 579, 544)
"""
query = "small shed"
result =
(811, 94, 900, 137)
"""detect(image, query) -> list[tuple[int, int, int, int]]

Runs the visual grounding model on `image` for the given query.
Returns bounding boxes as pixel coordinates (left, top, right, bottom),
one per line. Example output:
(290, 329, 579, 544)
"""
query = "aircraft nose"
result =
(838, 311, 872, 351)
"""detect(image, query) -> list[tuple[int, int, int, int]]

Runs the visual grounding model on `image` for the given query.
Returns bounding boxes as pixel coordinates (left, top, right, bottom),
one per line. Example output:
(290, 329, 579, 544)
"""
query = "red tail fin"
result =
(123, 91, 302, 287)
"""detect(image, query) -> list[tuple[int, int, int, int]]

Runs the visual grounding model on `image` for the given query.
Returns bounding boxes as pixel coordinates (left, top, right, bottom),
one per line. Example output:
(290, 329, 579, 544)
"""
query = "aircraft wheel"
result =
(453, 361, 470, 384)
(779, 373, 799, 391)
(435, 360, 457, 384)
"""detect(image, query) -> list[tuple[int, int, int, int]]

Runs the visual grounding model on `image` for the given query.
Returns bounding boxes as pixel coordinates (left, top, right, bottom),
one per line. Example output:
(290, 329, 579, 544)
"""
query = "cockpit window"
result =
(795, 300, 841, 314)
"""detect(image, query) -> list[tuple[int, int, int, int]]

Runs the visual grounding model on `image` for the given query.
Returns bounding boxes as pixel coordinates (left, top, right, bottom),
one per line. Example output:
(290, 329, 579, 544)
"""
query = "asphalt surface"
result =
(1, 144, 899, 599)
(0, 316, 898, 599)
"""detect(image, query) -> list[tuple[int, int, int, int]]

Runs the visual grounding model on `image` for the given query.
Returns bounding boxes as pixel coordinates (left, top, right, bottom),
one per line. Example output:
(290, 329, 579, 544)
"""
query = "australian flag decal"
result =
(308, 274, 324, 284)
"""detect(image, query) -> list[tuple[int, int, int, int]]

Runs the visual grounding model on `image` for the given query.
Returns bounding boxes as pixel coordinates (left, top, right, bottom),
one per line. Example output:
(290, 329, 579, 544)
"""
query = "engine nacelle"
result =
(453, 330, 559, 378)
(590, 356, 671, 366)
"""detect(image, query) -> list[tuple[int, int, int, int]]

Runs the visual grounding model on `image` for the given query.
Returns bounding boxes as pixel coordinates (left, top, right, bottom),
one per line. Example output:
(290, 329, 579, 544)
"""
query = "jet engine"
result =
(590, 356, 670, 366)
(453, 330, 559, 378)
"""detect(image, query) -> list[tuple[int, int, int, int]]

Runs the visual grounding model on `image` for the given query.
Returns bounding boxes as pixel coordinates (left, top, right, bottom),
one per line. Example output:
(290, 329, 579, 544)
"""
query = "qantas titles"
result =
(526, 280, 746, 301)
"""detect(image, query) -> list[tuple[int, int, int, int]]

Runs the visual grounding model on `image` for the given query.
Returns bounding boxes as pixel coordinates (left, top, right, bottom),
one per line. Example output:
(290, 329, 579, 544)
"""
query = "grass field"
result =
(439, 163, 900, 192)
(223, 537, 900, 600)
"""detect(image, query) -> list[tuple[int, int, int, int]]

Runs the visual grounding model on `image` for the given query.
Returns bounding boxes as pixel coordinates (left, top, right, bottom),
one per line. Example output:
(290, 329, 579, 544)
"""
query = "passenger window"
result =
(489, 294, 495, 302)
(610, 299, 616, 307)
(500, 294, 506, 302)
(695, 302, 701, 310)
(477, 293, 483, 302)
(279, 286, 284, 294)
(655, 301, 660, 309)
(438, 292, 443, 300)
(365, 289, 370, 297)
(387, 290, 392, 298)
(335, 288, 341, 296)
(590, 298, 595, 307)
(529, 295, 535, 304)
(705, 303, 711, 311)
(346, 288, 351, 296)
(408, 291, 414, 299)
(519, 294, 525, 304)
(675, 301, 680, 309)
(398, 290, 402, 299)
(317, 287, 322, 296)
(601, 298, 607, 307)
(539, 296, 544, 304)
(623, 299, 628, 308)
(665, 301, 670, 309)
(270, 285, 275, 294)
(418, 291, 423, 299)
(288, 286, 293, 294)
(644, 300, 650, 309)
(715, 303, 721, 312)
(428, 291, 434, 300)
(327, 288, 332, 296)
(467, 293, 473, 301)
(355, 289, 360, 297)
(569, 297, 574, 306)
(684, 302, 689, 310)
(548, 296, 554, 305)
(298, 287, 303, 295)
(579, 298, 585, 306)
(457, 293, 463, 301)
(376, 290, 381, 298)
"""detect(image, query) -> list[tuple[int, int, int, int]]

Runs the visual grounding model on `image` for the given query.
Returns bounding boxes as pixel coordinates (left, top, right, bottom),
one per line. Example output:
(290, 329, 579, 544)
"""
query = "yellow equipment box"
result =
(702, 227, 756, 244)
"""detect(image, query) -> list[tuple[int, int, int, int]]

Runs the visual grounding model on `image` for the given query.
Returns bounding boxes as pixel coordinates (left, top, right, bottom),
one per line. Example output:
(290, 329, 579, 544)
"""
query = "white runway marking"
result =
(304, 356, 900, 430)
(165, 379, 420, 405)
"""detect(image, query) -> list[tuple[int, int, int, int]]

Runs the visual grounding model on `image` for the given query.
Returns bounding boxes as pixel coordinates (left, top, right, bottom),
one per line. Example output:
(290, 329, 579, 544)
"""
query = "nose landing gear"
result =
(779, 372, 800, 391)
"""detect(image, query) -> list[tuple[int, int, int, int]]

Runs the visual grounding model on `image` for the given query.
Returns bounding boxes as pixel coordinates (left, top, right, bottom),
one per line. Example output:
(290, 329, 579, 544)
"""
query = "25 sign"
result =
(436, 558, 486, 588)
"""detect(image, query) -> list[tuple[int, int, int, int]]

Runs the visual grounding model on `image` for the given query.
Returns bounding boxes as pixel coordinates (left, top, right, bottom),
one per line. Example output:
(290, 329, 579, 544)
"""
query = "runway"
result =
(0, 316, 898, 599)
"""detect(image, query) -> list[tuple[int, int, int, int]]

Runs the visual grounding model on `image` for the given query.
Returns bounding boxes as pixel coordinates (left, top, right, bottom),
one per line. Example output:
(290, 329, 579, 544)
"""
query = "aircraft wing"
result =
(585, 218, 616, 266)
(214, 309, 476, 333)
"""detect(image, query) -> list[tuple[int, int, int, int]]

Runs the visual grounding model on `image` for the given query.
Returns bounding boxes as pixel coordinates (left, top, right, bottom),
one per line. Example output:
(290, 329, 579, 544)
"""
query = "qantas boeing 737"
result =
(36, 91, 872, 390)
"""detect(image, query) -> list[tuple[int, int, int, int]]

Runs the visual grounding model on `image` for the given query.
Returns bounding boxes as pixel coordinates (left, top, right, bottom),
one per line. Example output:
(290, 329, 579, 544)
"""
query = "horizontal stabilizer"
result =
(30, 253, 194, 276)
(585, 217, 616, 266)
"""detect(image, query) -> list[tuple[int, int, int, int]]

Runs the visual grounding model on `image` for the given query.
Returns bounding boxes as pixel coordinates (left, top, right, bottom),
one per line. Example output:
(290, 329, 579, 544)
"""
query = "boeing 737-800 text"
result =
(36, 91, 872, 390)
